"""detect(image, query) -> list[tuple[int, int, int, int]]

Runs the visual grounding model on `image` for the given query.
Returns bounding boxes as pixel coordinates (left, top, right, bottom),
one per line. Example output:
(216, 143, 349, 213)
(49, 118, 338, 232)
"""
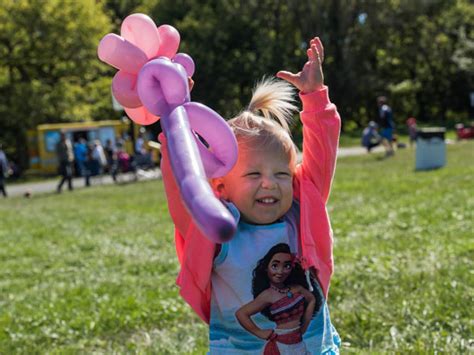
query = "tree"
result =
(0, 0, 113, 167)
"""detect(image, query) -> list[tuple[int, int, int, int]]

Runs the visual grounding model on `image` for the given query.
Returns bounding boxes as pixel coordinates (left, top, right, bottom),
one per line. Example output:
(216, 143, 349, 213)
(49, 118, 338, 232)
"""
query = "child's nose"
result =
(261, 176, 277, 189)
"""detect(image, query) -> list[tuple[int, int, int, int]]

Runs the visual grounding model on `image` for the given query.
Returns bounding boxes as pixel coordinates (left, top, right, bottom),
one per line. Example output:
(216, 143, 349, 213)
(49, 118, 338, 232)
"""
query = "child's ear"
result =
(211, 177, 227, 199)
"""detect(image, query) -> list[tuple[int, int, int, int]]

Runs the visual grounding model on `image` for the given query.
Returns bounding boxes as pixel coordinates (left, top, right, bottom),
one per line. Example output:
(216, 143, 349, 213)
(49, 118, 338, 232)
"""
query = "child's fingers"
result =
(276, 70, 299, 86)
(307, 47, 317, 61)
(158, 133, 166, 144)
(308, 45, 322, 64)
(313, 37, 324, 63)
(309, 37, 324, 63)
(188, 77, 194, 91)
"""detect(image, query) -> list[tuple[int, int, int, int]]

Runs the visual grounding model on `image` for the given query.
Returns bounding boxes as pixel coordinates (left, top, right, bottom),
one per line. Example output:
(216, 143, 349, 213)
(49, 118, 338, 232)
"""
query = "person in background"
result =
(377, 96, 395, 157)
(116, 139, 132, 173)
(406, 117, 417, 147)
(74, 137, 88, 176)
(0, 143, 9, 197)
(104, 139, 118, 182)
(56, 132, 74, 193)
(135, 131, 146, 155)
(91, 140, 107, 175)
(361, 121, 382, 152)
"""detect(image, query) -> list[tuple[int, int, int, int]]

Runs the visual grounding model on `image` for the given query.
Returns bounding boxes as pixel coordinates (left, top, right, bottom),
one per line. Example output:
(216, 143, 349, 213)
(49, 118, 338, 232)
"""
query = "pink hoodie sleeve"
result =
(297, 86, 340, 203)
(159, 134, 193, 263)
(293, 86, 340, 297)
(159, 134, 215, 322)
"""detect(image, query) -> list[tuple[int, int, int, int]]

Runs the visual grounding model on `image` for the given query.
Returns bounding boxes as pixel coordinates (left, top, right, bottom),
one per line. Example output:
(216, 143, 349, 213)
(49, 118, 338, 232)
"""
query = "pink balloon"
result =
(156, 25, 180, 58)
(172, 53, 195, 77)
(124, 106, 160, 125)
(98, 34, 148, 74)
(121, 13, 160, 59)
(112, 71, 141, 108)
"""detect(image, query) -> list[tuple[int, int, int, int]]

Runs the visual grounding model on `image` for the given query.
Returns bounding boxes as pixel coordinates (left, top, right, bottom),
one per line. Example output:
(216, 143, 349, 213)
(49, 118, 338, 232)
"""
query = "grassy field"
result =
(0, 142, 472, 353)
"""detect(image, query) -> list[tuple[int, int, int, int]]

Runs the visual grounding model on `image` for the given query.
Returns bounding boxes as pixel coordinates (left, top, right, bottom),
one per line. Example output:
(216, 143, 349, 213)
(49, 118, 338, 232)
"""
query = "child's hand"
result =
(188, 76, 194, 91)
(277, 37, 324, 94)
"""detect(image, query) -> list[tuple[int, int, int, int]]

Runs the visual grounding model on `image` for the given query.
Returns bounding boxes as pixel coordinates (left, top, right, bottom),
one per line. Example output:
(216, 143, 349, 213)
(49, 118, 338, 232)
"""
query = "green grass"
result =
(330, 141, 473, 353)
(1, 142, 473, 353)
(337, 129, 459, 147)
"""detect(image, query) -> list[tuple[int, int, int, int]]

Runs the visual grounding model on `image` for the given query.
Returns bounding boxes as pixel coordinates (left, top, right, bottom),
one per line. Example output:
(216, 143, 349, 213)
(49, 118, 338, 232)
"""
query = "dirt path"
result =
(4, 146, 381, 198)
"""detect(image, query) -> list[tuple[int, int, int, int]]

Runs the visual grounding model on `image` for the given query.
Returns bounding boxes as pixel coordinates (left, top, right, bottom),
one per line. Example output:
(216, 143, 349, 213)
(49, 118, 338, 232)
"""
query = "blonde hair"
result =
(228, 77, 298, 168)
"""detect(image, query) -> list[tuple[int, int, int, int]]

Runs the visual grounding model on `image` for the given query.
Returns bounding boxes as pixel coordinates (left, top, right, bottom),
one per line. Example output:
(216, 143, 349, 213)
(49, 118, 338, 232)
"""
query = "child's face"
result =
(218, 144, 293, 224)
(267, 252, 293, 286)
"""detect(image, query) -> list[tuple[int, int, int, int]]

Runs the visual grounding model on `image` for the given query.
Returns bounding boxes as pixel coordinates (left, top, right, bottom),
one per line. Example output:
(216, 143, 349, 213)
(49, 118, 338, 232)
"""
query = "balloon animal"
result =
(98, 13, 237, 243)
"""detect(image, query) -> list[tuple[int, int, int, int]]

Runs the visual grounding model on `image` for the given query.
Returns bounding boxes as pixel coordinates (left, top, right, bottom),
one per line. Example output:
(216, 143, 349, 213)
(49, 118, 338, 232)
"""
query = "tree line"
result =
(0, 0, 472, 167)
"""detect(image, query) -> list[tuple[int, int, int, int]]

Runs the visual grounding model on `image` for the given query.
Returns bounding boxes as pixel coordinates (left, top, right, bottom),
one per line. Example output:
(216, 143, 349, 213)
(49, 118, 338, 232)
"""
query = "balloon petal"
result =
(156, 25, 180, 58)
(98, 34, 148, 74)
(121, 13, 161, 59)
(112, 71, 141, 108)
(172, 53, 195, 77)
(124, 106, 160, 125)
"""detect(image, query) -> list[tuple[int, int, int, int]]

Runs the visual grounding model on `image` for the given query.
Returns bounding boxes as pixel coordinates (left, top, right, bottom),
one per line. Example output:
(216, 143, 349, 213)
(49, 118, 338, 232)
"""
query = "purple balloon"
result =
(162, 106, 236, 243)
(172, 53, 195, 77)
(184, 102, 237, 178)
(136, 56, 238, 243)
(137, 57, 189, 117)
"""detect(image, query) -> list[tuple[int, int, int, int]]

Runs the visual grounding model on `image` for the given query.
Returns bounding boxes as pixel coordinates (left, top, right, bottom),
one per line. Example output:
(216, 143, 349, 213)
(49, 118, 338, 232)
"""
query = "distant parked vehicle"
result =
(26, 120, 156, 174)
(455, 123, 474, 140)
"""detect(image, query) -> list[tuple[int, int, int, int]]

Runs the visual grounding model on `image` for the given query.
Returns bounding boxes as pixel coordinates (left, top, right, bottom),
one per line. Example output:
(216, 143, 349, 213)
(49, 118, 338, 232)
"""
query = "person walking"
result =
(56, 132, 74, 193)
(0, 143, 9, 197)
(104, 139, 118, 182)
(74, 137, 88, 176)
(377, 96, 395, 156)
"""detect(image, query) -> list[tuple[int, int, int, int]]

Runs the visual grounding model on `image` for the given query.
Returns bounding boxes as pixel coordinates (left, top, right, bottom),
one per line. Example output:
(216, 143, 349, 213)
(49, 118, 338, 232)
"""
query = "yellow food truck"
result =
(27, 120, 137, 174)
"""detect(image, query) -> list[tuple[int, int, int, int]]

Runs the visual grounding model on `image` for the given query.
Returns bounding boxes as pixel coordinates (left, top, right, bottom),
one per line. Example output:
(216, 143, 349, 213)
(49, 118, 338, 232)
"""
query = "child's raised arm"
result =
(277, 37, 340, 203)
(277, 38, 340, 296)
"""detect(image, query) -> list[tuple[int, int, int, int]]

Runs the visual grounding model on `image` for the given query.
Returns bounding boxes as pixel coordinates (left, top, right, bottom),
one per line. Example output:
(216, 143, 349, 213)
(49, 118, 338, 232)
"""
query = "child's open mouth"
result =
(256, 198, 278, 205)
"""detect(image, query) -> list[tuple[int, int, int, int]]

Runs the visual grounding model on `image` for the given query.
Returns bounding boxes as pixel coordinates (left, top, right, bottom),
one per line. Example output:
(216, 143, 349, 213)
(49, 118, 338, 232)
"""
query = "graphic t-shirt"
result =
(209, 202, 340, 354)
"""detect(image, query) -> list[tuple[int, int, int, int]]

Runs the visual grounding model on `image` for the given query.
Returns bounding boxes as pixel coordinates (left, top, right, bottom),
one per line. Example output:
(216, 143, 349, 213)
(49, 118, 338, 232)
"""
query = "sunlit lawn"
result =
(0, 141, 472, 353)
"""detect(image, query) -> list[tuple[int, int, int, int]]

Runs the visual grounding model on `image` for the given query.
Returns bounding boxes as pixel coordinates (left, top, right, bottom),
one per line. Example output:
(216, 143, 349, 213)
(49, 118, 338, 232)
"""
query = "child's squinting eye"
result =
(245, 172, 260, 177)
(276, 172, 291, 178)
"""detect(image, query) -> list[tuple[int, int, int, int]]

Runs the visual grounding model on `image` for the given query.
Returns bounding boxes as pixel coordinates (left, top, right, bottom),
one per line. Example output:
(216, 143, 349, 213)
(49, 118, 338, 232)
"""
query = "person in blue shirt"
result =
(361, 121, 381, 152)
(0, 143, 9, 197)
(377, 96, 395, 156)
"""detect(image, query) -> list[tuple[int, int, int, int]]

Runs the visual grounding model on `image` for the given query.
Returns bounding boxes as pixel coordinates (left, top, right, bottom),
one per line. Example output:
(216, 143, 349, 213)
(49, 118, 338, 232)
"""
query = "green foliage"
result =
(0, 0, 473, 166)
(141, 0, 473, 128)
(0, 142, 472, 353)
(0, 0, 114, 165)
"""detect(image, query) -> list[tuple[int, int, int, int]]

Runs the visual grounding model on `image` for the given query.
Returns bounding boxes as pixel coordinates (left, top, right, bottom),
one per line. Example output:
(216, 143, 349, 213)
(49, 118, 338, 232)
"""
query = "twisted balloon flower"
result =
(98, 13, 238, 243)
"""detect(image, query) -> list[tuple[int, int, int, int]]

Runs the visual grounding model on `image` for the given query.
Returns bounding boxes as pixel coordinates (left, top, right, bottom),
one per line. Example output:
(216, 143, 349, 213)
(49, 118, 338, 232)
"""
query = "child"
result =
(160, 37, 341, 354)
(236, 243, 321, 354)
(406, 117, 417, 147)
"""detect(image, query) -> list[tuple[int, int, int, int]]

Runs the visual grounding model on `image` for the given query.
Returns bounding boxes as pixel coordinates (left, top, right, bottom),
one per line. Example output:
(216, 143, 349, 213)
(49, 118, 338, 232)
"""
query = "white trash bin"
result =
(415, 128, 446, 170)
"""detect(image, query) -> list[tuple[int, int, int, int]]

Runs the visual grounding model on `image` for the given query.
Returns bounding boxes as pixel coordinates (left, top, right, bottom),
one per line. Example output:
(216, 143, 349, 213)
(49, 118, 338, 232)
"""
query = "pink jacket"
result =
(160, 86, 340, 323)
